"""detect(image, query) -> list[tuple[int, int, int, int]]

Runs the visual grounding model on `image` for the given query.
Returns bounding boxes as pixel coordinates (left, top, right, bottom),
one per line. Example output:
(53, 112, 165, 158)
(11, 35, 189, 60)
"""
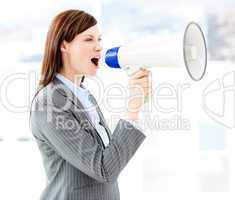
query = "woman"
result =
(30, 9, 151, 200)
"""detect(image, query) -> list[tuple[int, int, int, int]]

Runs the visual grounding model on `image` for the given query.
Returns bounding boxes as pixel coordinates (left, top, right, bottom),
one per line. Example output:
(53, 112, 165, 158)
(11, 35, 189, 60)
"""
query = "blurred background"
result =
(0, 0, 235, 199)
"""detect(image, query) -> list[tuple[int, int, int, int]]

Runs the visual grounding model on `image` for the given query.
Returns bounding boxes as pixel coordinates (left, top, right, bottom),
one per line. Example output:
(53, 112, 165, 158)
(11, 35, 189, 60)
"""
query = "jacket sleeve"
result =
(31, 102, 146, 183)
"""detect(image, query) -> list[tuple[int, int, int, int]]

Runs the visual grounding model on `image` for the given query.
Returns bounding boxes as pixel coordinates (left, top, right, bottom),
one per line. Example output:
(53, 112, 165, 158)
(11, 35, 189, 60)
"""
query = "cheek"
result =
(70, 46, 90, 62)
(68, 47, 93, 72)
(68, 49, 82, 66)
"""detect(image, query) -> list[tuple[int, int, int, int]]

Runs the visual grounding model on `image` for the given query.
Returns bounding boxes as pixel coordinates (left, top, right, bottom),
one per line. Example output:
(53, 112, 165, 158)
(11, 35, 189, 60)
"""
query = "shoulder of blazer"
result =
(33, 81, 66, 108)
(34, 77, 83, 110)
(32, 78, 99, 130)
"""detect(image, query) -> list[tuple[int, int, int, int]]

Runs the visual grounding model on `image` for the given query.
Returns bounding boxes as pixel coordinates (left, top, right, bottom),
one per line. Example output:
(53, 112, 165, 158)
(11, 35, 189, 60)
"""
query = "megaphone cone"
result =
(101, 22, 207, 81)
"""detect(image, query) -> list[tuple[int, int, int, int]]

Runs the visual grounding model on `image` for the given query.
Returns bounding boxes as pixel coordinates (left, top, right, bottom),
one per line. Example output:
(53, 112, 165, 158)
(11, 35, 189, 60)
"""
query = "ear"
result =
(60, 40, 69, 53)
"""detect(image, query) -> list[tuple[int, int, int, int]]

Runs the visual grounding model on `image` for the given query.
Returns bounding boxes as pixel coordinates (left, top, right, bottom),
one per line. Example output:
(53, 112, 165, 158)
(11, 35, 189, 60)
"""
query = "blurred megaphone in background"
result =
(101, 22, 207, 81)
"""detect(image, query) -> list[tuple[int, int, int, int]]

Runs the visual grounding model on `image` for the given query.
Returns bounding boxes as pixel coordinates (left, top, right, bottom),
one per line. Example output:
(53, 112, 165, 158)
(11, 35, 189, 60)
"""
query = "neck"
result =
(59, 68, 84, 86)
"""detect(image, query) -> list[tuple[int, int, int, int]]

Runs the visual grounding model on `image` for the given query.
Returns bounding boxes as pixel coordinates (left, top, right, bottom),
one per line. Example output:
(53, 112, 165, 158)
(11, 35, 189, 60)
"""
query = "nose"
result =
(95, 42, 103, 52)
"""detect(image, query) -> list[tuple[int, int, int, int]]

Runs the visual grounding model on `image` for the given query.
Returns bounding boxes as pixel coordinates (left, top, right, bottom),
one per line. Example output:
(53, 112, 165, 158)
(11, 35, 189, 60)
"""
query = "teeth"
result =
(93, 56, 101, 59)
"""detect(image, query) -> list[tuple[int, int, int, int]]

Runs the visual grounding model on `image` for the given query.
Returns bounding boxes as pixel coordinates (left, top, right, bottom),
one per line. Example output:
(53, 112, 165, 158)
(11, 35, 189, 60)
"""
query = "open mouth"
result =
(91, 58, 99, 67)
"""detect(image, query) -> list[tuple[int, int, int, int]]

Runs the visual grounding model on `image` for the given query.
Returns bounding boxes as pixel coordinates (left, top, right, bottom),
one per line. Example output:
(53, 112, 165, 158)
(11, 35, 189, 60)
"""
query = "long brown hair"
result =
(39, 9, 97, 89)
(29, 9, 97, 122)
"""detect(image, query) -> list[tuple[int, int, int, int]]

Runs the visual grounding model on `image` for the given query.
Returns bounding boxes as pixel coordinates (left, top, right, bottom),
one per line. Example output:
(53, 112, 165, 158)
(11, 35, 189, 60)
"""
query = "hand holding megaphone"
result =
(125, 68, 152, 121)
(101, 22, 207, 81)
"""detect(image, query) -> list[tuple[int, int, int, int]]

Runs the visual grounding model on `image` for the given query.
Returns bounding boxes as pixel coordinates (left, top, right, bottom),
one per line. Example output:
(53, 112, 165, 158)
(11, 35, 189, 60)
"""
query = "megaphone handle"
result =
(144, 70, 152, 104)
(144, 95, 149, 103)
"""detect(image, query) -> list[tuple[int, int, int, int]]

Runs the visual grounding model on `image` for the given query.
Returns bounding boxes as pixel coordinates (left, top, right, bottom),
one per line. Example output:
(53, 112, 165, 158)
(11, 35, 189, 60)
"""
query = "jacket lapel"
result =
(87, 93, 112, 139)
(53, 77, 111, 141)
(53, 77, 97, 131)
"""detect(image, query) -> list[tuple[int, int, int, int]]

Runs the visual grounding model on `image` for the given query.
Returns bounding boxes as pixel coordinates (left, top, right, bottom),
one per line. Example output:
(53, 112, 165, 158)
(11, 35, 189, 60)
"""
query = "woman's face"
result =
(60, 24, 103, 78)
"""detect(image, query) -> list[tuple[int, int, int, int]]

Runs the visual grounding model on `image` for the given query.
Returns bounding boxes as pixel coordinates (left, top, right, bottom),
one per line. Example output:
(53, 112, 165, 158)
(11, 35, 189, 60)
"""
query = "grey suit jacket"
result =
(30, 77, 146, 200)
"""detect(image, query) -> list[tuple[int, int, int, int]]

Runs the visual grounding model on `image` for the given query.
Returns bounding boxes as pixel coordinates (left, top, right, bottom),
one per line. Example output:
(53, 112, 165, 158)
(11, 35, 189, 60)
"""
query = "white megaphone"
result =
(101, 22, 207, 81)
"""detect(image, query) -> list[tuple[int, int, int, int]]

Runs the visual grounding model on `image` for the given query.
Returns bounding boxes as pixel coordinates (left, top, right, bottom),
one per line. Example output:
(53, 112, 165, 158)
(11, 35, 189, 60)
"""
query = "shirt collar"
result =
(55, 73, 89, 99)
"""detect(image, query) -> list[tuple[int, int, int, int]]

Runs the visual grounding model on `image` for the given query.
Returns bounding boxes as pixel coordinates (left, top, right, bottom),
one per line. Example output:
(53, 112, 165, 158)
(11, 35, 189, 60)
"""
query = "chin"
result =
(86, 71, 97, 77)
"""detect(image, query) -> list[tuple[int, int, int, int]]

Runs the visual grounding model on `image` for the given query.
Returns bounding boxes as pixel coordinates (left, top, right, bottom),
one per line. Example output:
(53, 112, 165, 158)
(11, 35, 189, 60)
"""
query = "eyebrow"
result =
(83, 34, 102, 38)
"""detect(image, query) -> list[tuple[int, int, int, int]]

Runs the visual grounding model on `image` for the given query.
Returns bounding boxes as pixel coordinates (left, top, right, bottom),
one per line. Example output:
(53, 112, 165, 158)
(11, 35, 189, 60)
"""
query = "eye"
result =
(85, 38, 102, 42)
(85, 38, 93, 41)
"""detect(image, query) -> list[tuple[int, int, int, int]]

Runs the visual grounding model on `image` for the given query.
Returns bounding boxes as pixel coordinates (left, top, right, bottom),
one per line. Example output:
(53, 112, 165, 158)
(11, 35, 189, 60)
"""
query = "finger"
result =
(132, 72, 151, 81)
(130, 69, 150, 79)
(129, 81, 149, 88)
(145, 87, 152, 95)
(129, 76, 150, 85)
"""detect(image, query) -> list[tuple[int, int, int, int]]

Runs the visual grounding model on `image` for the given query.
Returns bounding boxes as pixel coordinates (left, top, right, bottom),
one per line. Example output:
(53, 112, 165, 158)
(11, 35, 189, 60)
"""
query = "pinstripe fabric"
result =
(30, 77, 146, 200)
